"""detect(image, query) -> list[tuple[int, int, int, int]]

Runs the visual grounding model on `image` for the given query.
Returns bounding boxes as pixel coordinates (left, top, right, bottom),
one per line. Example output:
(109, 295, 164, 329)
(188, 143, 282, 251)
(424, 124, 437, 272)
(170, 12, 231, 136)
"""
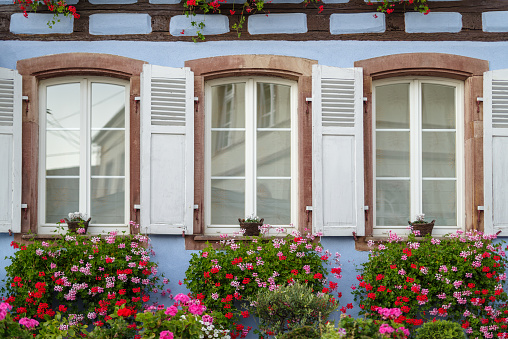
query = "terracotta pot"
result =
(64, 217, 91, 234)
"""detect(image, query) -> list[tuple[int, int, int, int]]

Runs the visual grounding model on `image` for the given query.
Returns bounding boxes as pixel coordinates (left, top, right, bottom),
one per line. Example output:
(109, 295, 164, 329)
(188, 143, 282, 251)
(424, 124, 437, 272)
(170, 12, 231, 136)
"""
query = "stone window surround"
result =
(15, 53, 146, 239)
(185, 55, 317, 250)
(354, 53, 489, 250)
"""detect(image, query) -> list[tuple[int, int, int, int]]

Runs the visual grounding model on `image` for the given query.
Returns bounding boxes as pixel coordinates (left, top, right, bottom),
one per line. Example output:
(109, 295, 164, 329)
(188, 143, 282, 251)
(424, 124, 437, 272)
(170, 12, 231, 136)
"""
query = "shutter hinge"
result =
(477, 97, 483, 114)
(21, 204, 28, 209)
(194, 97, 199, 102)
(134, 204, 141, 210)
(22, 96, 29, 101)
(364, 206, 369, 223)
(477, 206, 484, 225)
(305, 97, 312, 102)
(134, 97, 141, 101)
(305, 206, 312, 223)
(193, 204, 199, 210)
(363, 97, 368, 102)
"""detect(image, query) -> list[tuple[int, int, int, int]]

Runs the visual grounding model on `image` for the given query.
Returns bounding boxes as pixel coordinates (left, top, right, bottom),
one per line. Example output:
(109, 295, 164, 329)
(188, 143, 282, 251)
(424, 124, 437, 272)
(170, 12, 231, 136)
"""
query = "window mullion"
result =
(409, 80, 421, 220)
(79, 79, 88, 215)
(245, 79, 255, 217)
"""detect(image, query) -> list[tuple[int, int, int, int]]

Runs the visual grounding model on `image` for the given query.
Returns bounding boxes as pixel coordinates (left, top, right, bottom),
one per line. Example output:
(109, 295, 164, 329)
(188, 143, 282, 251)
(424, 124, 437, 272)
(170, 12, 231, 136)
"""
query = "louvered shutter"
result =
(0, 68, 22, 233)
(484, 69, 508, 236)
(312, 65, 365, 236)
(140, 64, 194, 234)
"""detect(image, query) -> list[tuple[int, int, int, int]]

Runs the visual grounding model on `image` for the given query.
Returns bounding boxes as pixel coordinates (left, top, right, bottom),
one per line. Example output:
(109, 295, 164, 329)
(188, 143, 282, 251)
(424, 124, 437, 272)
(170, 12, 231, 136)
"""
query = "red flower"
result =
(38, 272, 45, 277)
(241, 310, 249, 318)
(117, 308, 132, 317)
(204, 271, 210, 278)
(58, 305, 67, 312)
(10, 241, 19, 249)
(225, 312, 233, 319)
(226, 274, 234, 279)
(119, 289, 126, 295)
(313, 273, 323, 279)
(376, 274, 384, 281)
(242, 278, 250, 284)
(132, 287, 141, 293)
(291, 269, 298, 275)
(367, 293, 376, 299)
(116, 299, 127, 306)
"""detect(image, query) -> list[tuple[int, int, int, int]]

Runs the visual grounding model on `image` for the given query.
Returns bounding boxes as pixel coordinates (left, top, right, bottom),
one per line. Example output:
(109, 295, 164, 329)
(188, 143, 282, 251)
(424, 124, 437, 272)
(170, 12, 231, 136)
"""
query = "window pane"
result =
(46, 83, 80, 129)
(211, 179, 245, 225)
(376, 180, 410, 226)
(423, 180, 456, 226)
(422, 131, 456, 178)
(257, 83, 291, 128)
(46, 131, 80, 176)
(257, 179, 290, 225)
(91, 83, 125, 129)
(211, 83, 245, 128)
(91, 131, 125, 176)
(46, 178, 79, 223)
(422, 83, 455, 129)
(375, 83, 409, 129)
(376, 131, 409, 177)
(91, 178, 125, 224)
(211, 131, 245, 177)
(257, 131, 290, 177)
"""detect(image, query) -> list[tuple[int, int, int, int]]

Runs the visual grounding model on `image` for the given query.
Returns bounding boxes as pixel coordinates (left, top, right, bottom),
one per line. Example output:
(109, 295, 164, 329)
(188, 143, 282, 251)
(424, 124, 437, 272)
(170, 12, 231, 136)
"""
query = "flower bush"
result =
(414, 319, 465, 339)
(353, 230, 508, 338)
(1, 222, 168, 327)
(249, 280, 338, 337)
(14, 0, 80, 27)
(184, 227, 343, 338)
(368, 0, 429, 15)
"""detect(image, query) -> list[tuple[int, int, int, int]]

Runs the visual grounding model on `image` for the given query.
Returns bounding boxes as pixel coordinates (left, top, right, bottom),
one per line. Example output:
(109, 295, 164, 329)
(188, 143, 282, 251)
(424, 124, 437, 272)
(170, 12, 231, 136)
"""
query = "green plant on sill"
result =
(183, 0, 324, 41)
(368, 0, 430, 15)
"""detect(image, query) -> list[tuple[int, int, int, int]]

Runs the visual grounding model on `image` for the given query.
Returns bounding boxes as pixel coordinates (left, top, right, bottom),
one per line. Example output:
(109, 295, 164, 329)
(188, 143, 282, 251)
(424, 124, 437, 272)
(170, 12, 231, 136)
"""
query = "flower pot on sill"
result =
(64, 217, 91, 234)
(409, 220, 435, 237)
(238, 218, 264, 236)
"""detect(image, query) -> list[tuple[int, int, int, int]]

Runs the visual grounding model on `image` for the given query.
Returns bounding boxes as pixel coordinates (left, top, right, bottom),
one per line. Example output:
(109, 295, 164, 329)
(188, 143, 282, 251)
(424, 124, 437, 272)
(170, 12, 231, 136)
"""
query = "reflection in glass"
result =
(211, 131, 245, 177)
(91, 130, 125, 176)
(257, 131, 290, 177)
(422, 132, 455, 178)
(257, 83, 291, 128)
(211, 179, 245, 225)
(375, 83, 410, 129)
(47, 83, 80, 129)
(422, 83, 455, 129)
(257, 179, 290, 225)
(376, 180, 410, 226)
(46, 178, 79, 223)
(91, 83, 125, 129)
(91, 178, 124, 224)
(211, 83, 245, 129)
(376, 131, 409, 177)
(423, 180, 456, 226)
(46, 131, 80, 176)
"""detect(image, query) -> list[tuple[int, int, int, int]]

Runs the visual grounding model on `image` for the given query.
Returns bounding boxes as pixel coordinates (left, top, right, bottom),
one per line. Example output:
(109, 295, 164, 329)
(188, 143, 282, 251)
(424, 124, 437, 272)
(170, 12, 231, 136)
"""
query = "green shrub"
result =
(321, 313, 409, 339)
(185, 229, 342, 337)
(277, 325, 320, 339)
(415, 320, 465, 339)
(353, 230, 508, 338)
(249, 281, 337, 337)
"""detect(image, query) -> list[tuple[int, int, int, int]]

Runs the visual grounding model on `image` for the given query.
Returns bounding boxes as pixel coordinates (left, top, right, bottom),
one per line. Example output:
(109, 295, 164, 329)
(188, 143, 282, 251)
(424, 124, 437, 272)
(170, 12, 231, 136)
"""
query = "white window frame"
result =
(38, 77, 130, 234)
(372, 77, 464, 236)
(204, 77, 298, 234)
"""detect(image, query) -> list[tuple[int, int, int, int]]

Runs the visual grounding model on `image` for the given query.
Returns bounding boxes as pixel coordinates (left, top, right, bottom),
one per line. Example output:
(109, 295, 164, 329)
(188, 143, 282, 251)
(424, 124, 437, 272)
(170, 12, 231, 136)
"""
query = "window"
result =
(373, 78, 464, 236)
(205, 77, 297, 233)
(39, 77, 130, 232)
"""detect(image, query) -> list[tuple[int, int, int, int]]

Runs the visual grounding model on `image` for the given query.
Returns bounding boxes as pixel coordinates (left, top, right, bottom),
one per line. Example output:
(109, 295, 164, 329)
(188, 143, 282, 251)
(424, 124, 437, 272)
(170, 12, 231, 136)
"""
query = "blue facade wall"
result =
(1, 39, 508, 337)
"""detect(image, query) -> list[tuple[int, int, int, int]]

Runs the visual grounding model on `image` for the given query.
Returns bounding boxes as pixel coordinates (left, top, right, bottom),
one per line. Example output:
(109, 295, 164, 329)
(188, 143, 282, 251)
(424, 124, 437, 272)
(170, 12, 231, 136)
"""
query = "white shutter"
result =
(140, 64, 194, 234)
(484, 69, 508, 236)
(0, 68, 22, 233)
(312, 65, 364, 236)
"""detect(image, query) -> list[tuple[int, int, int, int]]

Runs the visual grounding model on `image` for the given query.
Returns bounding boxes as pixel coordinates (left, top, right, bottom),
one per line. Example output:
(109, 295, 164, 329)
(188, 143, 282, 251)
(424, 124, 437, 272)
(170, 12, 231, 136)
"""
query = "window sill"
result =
(186, 234, 289, 250)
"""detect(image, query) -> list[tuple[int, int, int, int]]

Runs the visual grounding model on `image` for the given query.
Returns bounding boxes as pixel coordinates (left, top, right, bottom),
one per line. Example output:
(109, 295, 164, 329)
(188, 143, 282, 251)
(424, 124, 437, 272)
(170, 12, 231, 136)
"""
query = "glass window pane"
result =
(46, 178, 79, 223)
(423, 180, 456, 226)
(91, 131, 125, 176)
(211, 83, 245, 128)
(91, 83, 125, 129)
(211, 131, 245, 177)
(376, 180, 410, 226)
(257, 131, 290, 177)
(46, 131, 80, 176)
(375, 83, 410, 129)
(257, 179, 290, 225)
(376, 131, 409, 177)
(211, 179, 245, 225)
(257, 83, 291, 128)
(422, 83, 455, 129)
(422, 131, 456, 178)
(91, 178, 125, 224)
(46, 83, 80, 129)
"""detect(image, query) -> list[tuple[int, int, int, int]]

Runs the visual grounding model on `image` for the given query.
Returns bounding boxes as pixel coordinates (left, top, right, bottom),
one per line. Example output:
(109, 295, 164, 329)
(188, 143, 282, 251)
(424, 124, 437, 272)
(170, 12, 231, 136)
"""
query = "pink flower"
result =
(173, 293, 190, 303)
(165, 305, 178, 316)
(189, 303, 205, 315)
(160, 331, 174, 339)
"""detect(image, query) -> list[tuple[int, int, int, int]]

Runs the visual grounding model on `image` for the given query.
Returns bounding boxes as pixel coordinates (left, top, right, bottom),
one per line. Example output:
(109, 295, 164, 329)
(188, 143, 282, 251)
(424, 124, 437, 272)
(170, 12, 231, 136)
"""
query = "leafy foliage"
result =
(414, 320, 465, 339)
(368, 0, 429, 15)
(249, 281, 337, 337)
(353, 231, 508, 338)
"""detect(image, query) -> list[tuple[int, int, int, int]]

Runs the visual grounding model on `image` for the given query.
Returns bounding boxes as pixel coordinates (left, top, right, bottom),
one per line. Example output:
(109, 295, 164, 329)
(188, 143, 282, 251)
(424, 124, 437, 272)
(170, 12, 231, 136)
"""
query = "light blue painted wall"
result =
(2, 40, 508, 337)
